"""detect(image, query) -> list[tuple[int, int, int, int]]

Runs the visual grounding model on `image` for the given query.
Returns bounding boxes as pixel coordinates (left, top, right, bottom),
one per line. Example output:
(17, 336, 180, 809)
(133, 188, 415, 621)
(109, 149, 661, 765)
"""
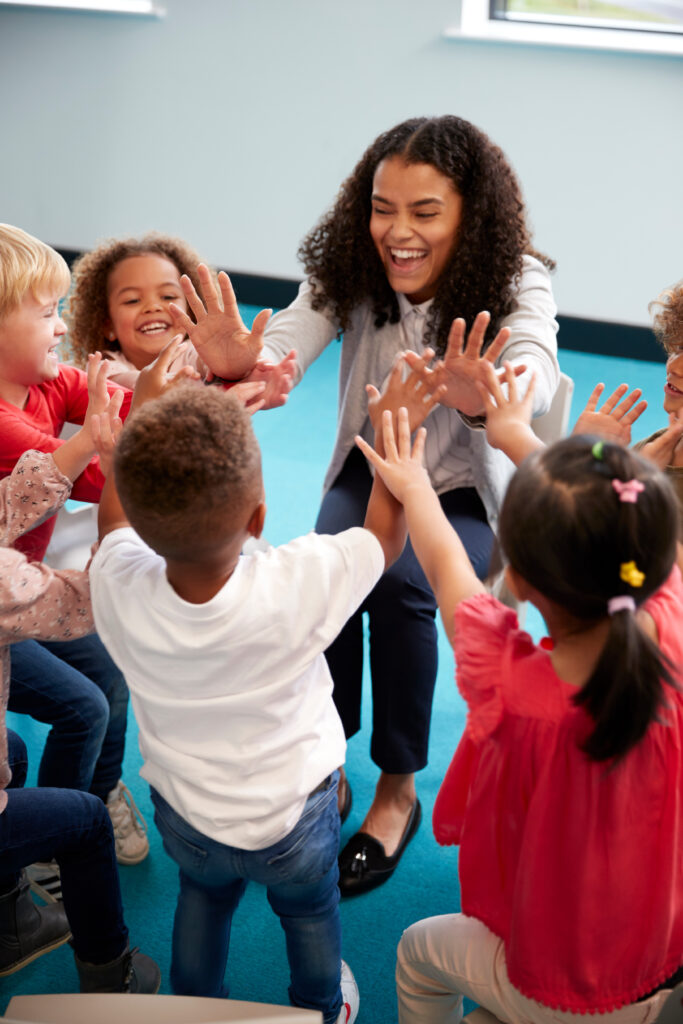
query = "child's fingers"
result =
(107, 388, 125, 420)
(481, 361, 504, 404)
(411, 426, 427, 464)
(583, 382, 605, 414)
(179, 274, 208, 322)
(502, 361, 518, 403)
(612, 388, 643, 419)
(599, 383, 629, 415)
(169, 302, 195, 334)
(355, 433, 384, 472)
(154, 334, 187, 375)
(397, 406, 411, 456)
(382, 409, 400, 461)
(495, 363, 526, 384)
(619, 397, 647, 426)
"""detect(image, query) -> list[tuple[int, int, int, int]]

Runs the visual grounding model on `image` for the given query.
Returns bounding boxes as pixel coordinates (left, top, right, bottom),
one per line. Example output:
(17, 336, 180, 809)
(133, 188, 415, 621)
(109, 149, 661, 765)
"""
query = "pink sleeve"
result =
(0, 452, 71, 548)
(0, 550, 93, 643)
(454, 593, 519, 744)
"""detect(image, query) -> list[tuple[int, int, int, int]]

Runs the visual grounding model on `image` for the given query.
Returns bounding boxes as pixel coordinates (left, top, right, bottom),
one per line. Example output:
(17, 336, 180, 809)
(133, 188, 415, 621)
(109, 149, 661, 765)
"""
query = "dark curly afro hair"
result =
(65, 233, 209, 368)
(298, 115, 554, 356)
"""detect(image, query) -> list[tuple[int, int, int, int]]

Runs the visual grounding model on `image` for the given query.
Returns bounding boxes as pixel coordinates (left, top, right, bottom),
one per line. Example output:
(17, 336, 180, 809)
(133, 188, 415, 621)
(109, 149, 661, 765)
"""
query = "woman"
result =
(171, 115, 559, 896)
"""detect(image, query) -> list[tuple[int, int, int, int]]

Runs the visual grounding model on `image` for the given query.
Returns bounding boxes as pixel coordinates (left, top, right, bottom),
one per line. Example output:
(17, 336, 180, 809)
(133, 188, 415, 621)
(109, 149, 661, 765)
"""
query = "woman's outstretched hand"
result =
(366, 349, 446, 433)
(169, 264, 270, 381)
(403, 311, 524, 418)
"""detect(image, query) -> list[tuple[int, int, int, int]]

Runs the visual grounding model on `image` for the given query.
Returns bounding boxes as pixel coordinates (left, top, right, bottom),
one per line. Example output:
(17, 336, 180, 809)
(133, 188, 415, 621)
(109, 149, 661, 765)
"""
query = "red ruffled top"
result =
(433, 568, 683, 1012)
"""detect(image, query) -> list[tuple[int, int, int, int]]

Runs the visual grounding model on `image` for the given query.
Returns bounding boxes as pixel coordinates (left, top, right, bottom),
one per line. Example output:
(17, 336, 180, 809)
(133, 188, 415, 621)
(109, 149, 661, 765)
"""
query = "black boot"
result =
(74, 944, 161, 994)
(0, 871, 71, 976)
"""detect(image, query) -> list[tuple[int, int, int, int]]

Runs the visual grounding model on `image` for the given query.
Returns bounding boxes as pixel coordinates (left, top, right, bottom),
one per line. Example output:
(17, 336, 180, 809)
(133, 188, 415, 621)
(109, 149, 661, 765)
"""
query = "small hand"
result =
(572, 383, 647, 445)
(366, 349, 446, 433)
(639, 410, 683, 469)
(228, 380, 267, 415)
(355, 407, 430, 504)
(476, 361, 537, 454)
(82, 353, 124, 448)
(239, 349, 296, 410)
(169, 264, 269, 381)
(133, 335, 201, 409)
(403, 312, 523, 417)
(90, 407, 124, 478)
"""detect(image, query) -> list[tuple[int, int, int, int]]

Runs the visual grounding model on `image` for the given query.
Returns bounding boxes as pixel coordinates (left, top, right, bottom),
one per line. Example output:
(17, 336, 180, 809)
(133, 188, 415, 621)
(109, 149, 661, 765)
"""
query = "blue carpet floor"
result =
(0, 312, 669, 1021)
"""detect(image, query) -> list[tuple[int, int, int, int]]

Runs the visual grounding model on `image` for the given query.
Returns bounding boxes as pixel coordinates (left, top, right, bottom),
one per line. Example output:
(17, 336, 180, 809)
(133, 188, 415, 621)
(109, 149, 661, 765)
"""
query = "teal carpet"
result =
(1, 311, 668, 1021)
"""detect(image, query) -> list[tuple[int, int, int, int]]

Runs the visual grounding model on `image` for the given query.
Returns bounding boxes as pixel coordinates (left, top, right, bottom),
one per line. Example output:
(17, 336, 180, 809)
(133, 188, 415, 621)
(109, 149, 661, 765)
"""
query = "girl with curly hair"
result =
(66, 234, 294, 405)
(170, 115, 560, 897)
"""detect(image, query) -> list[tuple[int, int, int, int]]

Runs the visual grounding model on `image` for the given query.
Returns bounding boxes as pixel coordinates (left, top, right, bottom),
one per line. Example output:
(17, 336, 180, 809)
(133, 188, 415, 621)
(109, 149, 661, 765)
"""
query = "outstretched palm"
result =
(169, 264, 270, 381)
(404, 311, 522, 418)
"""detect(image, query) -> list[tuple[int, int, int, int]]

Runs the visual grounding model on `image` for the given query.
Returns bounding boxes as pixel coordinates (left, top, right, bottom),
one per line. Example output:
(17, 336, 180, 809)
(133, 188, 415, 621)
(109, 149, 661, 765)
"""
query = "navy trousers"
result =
(315, 447, 493, 774)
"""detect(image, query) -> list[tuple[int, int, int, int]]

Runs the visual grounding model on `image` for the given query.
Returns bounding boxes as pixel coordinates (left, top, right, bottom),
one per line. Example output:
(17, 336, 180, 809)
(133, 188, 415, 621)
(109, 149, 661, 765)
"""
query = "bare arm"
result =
(357, 409, 485, 642)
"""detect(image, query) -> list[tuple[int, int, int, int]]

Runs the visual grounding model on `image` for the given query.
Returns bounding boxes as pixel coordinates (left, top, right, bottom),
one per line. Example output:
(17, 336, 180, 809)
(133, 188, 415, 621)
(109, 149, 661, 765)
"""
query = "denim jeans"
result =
(8, 634, 128, 800)
(151, 772, 343, 1024)
(0, 730, 128, 964)
(316, 446, 493, 773)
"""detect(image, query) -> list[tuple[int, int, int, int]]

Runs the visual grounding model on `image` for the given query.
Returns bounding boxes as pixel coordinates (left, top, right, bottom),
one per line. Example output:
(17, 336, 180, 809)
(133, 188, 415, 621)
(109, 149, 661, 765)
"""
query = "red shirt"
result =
(0, 365, 132, 562)
(434, 569, 683, 1011)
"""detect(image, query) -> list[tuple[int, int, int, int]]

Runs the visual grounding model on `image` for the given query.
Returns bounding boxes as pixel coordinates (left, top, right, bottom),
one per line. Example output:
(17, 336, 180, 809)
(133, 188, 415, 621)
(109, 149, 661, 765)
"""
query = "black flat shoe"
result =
(337, 799, 421, 897)
(339, 777, 352, 825)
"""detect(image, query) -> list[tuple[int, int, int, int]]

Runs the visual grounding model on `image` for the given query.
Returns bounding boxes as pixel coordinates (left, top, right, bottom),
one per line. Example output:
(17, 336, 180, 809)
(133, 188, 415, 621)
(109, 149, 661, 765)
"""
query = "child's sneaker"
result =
(26, 861, 62, 903)
(106, 782, 149, 865)
(337, 960, 359, 1024)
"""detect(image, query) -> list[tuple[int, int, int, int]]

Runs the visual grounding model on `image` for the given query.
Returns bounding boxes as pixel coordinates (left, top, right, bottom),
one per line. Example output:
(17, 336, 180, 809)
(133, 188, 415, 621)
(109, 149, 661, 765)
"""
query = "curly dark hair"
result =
(65, 233, 209, 367)
(298, 116, 554, 356)
(115, 384, 262, 559)
(649, 281, 683, 353)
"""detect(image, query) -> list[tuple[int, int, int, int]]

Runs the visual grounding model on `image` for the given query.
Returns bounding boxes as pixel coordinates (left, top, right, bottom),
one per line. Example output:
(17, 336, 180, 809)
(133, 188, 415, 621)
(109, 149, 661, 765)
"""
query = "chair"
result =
(531, 371, 575, 445)
(656, 980, 683, 1022)
(43, 500, 98, 571)
(3, 993, 321, 1023)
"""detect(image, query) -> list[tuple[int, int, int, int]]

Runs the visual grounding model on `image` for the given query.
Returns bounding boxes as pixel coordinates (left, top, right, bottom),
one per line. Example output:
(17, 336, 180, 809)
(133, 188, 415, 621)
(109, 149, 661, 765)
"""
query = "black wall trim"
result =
(56, 250, 663, 363)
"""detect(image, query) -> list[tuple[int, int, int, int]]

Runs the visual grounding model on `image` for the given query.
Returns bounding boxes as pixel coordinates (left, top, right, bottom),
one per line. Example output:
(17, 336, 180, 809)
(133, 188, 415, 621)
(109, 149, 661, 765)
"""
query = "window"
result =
(445, 0, 683, 54)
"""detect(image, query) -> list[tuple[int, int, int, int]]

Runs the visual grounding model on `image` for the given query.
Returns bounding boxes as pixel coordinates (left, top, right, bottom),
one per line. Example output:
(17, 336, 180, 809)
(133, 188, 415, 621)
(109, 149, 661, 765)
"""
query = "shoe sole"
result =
(115, 845, 149, 866)
(0, 930, 72, 976)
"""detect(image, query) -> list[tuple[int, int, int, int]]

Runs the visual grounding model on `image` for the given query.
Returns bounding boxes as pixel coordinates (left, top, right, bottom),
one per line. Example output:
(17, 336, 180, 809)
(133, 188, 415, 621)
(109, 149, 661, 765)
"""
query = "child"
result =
(357, 397, 683, 1021)
(88, 342, 441, 1023)
(0, 223, 144, 864)
(633, 282, 683, 526)
(0, 358, 159, 993)
(65, 232, 295, 406)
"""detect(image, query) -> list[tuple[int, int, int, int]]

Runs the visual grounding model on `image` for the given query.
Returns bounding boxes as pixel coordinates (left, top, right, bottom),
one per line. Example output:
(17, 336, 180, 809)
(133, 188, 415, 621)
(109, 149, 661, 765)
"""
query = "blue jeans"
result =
(8, 634, 128, 800)
(0, 730, 128, 964)
(316, 447, 493, 773)
(151, 773, 343, 1024)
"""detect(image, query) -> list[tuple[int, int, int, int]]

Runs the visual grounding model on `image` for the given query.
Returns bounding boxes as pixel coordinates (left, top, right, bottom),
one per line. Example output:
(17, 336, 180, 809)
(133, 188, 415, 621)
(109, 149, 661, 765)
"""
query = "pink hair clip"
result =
(612, 478, 645, 504)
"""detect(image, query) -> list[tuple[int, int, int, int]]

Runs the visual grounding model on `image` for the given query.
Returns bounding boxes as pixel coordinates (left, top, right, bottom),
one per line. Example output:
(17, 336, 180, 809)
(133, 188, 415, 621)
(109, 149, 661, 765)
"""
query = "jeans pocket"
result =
(152, 796, 208, 876)
(265, 787, 339, 885)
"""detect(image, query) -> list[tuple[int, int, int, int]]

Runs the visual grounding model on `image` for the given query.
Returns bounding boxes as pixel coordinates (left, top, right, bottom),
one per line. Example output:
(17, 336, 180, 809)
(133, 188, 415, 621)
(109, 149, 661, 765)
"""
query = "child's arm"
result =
(476, 361, 543, 466)
(571, 382, 647, 445)
(361, 428, 406, 571)
(52, 354, 123, 482)
(357, 408, 485, 642)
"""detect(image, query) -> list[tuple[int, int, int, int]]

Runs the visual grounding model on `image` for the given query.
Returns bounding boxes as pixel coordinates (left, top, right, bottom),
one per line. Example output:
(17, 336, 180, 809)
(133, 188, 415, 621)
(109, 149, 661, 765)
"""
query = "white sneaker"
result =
(106, 782, 149, 865)
(337, 960, 359, 1024)
(26, 860, 62, 903)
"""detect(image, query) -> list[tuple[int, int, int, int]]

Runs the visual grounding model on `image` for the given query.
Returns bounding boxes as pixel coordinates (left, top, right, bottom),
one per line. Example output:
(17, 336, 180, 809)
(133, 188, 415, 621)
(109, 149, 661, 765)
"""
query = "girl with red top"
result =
(356, 374, 683, 1022)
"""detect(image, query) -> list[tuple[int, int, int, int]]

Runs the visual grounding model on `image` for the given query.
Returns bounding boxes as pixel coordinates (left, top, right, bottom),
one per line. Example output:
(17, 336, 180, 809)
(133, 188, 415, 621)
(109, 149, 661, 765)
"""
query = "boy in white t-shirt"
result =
(88, 347, 432, 1024)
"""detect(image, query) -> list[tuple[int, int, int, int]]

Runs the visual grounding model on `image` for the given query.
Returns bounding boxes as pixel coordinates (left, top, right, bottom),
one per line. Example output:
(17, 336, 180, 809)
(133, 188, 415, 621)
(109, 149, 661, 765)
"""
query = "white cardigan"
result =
(263, 255, 559, 533)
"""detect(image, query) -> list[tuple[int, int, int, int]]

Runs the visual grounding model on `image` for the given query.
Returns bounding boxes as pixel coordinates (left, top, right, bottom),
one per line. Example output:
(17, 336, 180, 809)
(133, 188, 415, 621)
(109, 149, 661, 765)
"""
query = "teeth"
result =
(391, 249, 426, 260)
(139, 322, 169, 334)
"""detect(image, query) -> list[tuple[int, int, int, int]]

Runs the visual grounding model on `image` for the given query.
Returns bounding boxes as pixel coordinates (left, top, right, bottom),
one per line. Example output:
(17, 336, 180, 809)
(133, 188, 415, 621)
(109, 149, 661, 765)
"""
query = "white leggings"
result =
(396, 913, 668, 1024)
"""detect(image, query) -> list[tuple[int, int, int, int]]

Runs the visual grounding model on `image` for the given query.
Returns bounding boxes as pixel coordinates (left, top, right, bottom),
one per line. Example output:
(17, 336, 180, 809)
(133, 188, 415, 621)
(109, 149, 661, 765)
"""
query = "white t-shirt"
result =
(90, 526, 384, 850)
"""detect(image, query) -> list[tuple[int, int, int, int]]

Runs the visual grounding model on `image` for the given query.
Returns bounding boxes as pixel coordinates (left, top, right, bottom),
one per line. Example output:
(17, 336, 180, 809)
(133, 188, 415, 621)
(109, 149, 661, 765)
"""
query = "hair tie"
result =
(619, 560, 645, 588)
(592, 441, 604, 460)
(607, 595, 636, 615)
(612, 478, 645, 503)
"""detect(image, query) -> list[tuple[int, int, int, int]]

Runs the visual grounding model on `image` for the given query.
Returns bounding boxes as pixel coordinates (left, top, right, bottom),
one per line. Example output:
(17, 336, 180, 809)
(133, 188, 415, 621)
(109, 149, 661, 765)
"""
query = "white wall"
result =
(1, 0, 681, 326)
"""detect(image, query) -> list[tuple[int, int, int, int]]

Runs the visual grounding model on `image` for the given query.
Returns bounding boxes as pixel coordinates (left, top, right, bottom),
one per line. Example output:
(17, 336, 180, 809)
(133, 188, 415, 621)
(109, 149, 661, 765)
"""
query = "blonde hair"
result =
(649, 281, 683, 353)
(0, 225, 71, 321)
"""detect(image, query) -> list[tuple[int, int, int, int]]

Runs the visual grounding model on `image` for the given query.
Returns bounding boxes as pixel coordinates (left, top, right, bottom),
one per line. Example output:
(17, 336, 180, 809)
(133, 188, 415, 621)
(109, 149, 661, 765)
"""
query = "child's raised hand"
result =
(132, 335, 201, 409)
(477, 361, 536, 445)
(572, 382, 647, 445)
(83, 353, 120, 429)
(639, 410, 683, 469)
(356, 407, 430, 504)
(239, 348, 297, 410)
(366, 350, 446, 433)
(90, 407, 123, 478)
(169, 264, 269, 382)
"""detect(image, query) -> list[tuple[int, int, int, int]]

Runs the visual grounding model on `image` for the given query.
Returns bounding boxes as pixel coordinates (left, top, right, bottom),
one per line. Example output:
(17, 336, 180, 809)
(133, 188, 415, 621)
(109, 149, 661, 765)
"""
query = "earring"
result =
(108, 332, 115, 341)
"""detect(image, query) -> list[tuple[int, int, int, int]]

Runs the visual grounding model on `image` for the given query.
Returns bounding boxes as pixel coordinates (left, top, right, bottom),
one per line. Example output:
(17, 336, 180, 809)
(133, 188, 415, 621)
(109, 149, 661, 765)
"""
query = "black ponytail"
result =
(498, 436, 680, 764)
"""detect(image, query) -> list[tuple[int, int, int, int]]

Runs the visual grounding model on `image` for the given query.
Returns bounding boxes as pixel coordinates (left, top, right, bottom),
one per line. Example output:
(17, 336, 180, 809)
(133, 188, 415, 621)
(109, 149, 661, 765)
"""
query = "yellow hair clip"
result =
(619, 560, 645, 588)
